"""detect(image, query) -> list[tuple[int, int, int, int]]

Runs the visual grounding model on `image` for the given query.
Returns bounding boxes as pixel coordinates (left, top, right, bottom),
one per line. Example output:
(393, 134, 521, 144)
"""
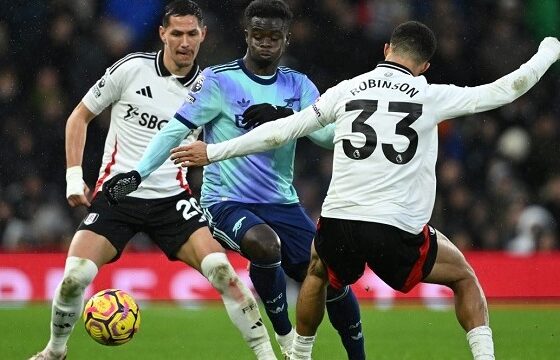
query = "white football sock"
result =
(201, 253, 274, 358)
(467, 325, 495, 360)
(275, 327, 295, 356)
(291, 331, 316, 360)
(47, 257, 98, 354)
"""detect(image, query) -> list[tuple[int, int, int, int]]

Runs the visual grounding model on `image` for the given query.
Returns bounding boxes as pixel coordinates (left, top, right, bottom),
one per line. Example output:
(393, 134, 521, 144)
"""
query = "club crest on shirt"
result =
(190, 75, 205, 93)
(83, 213, 99, 225)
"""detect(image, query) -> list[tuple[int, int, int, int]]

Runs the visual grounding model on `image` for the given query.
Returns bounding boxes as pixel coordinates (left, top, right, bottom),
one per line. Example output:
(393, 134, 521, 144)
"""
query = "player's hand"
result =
(66, 166, 91, 207)
(102, 171, 141, 205)
(538, 37, 560, 60)
(241, 103, 294, 129)
(170, 141, 209, 167)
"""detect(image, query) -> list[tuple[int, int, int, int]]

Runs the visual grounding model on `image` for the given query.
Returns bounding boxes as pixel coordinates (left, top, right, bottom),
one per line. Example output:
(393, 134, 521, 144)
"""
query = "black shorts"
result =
(314, 217, 438, 293)
(77, 192, 207, 262)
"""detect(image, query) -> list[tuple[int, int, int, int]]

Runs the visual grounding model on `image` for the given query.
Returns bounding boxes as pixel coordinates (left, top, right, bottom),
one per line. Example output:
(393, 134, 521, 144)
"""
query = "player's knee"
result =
(60, 257, 98, 300)
(200, 252, 239, 293)
(242, 228, 281, 264)
(307, 255, 327, 279)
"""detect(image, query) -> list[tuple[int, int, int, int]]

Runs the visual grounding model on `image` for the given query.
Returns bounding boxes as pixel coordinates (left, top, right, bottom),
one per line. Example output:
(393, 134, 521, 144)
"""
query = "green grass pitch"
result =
(2, 302, 559, 359)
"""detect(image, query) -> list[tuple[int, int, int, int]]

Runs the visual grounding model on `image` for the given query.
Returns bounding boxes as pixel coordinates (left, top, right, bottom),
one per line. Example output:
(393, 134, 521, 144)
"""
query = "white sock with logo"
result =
(201, 253, 274, 359)
(291, 331, 316, 360)
(467, 325, 495, 360)
(47, 257, 98, 354)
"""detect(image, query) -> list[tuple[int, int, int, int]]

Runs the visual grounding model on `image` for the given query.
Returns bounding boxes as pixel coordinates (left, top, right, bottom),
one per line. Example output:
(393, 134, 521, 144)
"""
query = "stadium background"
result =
(1, 1, 560, 359)
(1, 0, 560, 296)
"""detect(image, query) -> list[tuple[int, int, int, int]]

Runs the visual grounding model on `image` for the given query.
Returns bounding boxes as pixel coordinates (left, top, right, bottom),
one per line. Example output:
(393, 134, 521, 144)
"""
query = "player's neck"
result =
(163, 52, 192, 77)
(384, 55, 421, 76)
(242, 55, 278, 76)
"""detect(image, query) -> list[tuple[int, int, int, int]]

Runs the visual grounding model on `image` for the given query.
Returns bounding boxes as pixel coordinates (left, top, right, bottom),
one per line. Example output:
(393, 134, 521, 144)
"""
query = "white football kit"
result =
(82, 50, 201, 199)
(207, 42, 559, 234)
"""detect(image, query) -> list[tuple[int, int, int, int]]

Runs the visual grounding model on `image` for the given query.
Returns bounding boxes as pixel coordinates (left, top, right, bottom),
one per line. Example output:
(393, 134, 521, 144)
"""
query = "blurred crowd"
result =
(1, 0, 559, 254)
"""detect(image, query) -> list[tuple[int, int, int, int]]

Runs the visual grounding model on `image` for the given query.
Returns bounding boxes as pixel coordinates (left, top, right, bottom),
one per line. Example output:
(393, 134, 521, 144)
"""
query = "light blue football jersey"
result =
(174, 59, 320, 207)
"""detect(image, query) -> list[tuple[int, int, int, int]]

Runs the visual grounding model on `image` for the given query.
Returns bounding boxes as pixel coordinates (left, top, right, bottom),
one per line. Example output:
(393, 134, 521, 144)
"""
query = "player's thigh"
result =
(423, 229, 475, 286)
(255, 203, 316, 272)
(146, 192, 209, 263)
(73, 195, 140, 267)
(68, 230, 117, 268)
(175, 226, 225, 272)
(204, 201, 266, 255)
(314, 217, 366, 289)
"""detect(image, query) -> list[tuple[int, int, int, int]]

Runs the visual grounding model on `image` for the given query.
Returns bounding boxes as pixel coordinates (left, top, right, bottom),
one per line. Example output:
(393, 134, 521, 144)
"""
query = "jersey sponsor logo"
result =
(123, 104, 169, 130)
(83, 213, 99, 225)
(124, 104, 140, 120)
(232, 216, 247, 237)
(190, 75, 205, 93)
(135, 85, 153, 98)
(92, 75, 107, 98)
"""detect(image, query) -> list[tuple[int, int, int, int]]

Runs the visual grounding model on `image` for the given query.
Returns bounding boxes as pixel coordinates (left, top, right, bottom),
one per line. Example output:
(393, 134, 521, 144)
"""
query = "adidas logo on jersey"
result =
(136, 86, 153, 98)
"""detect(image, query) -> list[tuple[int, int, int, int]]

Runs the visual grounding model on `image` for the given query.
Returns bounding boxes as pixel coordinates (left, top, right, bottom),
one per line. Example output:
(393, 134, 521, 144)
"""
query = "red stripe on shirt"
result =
(92, 140, 118, 199)
(176, 167, 192, 195)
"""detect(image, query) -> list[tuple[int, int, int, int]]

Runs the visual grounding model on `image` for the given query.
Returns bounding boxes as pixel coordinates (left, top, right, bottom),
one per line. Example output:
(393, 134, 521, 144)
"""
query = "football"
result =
(83, 289, 141, 346)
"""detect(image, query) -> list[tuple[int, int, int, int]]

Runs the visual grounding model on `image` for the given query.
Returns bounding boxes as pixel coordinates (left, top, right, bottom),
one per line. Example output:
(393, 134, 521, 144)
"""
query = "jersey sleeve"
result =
(429, 45, 559, 122)
(299, 74, 320, 109)
(207, 82, 343, 162)
(135, 117, 192, 179)
(300, 75, 335, 149)
(82, 65, 124, 115)
(173, 67, 222, 129)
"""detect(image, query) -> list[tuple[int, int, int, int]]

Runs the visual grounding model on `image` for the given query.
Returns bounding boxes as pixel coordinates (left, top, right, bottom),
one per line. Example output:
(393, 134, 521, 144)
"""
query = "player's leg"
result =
(291, 241, 329, 360)
(325, 285, 364, 360)
(423, 229, 494, 360)
(30, 230, 115, 360)
(206, 201, 293, 350)
(243, 224, 292, 337)
(174, 227, 275, 359)
(30, 196, 131, 360)
(150, 196, 275, 359)
(265, 205, 364, 359)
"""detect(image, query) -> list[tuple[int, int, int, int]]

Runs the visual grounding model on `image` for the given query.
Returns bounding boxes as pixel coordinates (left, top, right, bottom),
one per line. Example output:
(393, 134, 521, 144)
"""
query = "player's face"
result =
(245, 17, 289, 68)
(160, 15, 206, 71)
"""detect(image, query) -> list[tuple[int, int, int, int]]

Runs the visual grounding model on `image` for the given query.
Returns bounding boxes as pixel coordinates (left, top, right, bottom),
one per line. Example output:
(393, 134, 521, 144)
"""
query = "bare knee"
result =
(241, 224, 281, 264)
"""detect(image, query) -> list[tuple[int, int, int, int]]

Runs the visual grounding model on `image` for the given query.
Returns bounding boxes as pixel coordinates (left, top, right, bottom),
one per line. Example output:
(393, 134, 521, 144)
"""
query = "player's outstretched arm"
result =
(474, 37, 560, 110)
(433, 37, 560, 121)
(173, 104, 328, 167)
(65, 101, 96, 208)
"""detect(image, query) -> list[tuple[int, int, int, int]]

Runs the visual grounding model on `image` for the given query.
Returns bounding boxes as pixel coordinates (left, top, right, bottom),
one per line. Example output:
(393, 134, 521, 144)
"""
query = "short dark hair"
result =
(244, 0, 293, 28)
(390, 21, 437, 63)
(162, 0, 203, 27)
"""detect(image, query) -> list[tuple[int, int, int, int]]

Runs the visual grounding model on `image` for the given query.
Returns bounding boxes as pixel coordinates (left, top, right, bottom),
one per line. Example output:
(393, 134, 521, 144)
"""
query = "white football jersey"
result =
(82, 51, 201, 199)
(207, 47, 557, 234)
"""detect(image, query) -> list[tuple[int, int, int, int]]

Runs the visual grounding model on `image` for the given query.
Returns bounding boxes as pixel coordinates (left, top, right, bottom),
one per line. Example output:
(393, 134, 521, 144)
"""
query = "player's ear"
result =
(383, 43, 390, 58)
(200, 25, 208, 42)
(420, 62, 430, 74)
(286, 32, 291, 46)
(159, 26, 166, 44)
(244, 29, 250, 45)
